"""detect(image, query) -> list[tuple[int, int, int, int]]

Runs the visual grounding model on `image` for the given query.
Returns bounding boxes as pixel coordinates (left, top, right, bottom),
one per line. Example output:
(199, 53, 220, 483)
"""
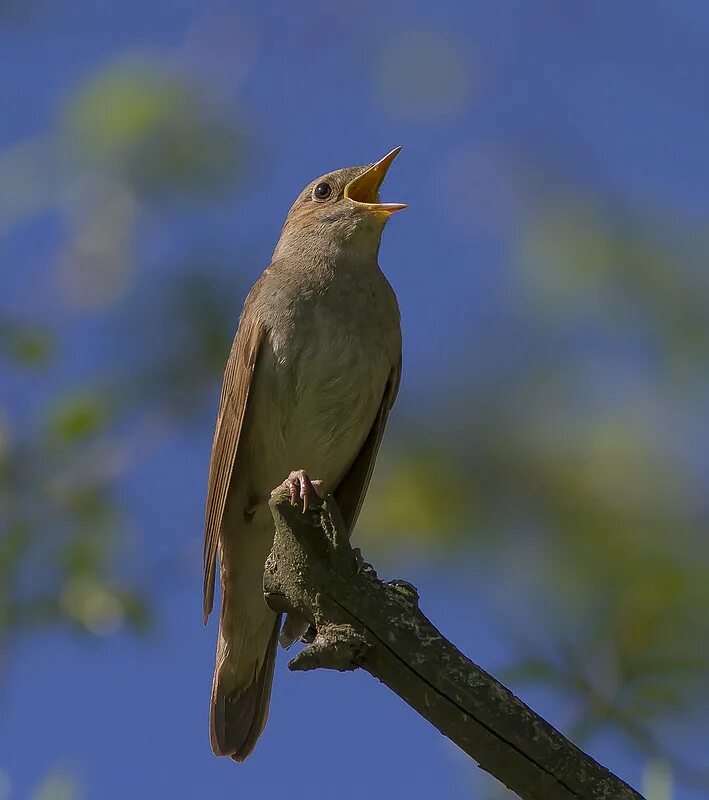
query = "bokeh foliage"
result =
(2, 16, 708, 800)
(1, 56, 242, 642)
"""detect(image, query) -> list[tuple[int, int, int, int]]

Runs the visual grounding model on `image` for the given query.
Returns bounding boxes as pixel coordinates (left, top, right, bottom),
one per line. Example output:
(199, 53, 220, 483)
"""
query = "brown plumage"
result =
(203, 148, 405, 761)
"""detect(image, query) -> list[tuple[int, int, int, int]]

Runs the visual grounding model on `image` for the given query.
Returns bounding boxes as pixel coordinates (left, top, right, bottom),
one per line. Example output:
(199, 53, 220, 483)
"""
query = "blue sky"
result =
(2, 2, 709, 798)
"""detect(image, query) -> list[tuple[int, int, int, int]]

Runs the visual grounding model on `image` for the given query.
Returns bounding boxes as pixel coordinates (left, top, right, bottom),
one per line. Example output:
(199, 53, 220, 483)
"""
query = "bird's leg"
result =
(352, 547, 377, 577)
(272, 469, 324, 513)
(300, 624, 317, 644)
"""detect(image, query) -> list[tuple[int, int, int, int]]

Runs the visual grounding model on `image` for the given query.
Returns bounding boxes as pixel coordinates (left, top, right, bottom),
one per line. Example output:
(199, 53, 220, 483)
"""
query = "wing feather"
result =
(203, 314, 265, 623)
(334, 355, 401, 535)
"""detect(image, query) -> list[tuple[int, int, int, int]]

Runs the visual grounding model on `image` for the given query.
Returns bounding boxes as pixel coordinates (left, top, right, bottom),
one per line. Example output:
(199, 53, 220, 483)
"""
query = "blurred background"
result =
(2, 2, 708, 798)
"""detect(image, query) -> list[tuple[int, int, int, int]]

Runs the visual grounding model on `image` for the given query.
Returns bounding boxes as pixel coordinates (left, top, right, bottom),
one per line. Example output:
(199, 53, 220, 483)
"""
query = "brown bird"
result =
(203, 148, 405, 761)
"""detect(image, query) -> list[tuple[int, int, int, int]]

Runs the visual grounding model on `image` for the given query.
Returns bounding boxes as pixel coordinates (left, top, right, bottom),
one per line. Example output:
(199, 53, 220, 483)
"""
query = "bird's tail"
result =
(210, 610, 281, 761)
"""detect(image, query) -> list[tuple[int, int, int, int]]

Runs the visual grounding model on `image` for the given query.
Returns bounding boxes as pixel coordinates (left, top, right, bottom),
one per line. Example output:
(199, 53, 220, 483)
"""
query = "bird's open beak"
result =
(344, 147, 407, 214)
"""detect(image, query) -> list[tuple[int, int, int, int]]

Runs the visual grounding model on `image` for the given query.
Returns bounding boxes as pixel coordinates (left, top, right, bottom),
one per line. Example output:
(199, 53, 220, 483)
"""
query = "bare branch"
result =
(264, 487, 645, 800)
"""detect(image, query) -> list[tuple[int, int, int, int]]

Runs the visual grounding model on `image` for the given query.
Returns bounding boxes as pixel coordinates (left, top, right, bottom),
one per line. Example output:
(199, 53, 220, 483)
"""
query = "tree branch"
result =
(263, 487, 645, 800)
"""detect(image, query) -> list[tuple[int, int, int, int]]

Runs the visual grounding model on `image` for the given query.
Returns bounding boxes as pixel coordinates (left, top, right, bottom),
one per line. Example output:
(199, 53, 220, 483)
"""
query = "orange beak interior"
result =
(344, 147, 407, 214)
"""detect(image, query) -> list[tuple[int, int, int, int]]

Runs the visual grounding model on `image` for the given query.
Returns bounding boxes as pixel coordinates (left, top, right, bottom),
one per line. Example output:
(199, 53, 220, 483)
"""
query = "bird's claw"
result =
(300, 624, 317, 644)
(352, 546, 377, 577)
(273, 469, 324, 513)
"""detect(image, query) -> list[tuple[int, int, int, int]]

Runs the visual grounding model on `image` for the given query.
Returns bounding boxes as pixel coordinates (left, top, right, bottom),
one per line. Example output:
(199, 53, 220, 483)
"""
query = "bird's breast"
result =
(245, 272, 399, 494)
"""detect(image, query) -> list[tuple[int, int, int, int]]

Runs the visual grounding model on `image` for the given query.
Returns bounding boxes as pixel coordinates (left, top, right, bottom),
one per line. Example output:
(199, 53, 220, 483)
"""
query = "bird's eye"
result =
(313, 182, 332, 201)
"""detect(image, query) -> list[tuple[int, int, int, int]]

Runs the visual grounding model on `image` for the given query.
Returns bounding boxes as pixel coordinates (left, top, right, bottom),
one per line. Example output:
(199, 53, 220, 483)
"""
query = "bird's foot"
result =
(352, 547, 377, 577)
(300, 624, 317, 644)
(272, 469, 324, 513)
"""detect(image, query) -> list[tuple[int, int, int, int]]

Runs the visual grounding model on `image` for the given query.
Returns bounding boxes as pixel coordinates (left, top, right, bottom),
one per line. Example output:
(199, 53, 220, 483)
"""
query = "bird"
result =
(203, 147, 405, 762)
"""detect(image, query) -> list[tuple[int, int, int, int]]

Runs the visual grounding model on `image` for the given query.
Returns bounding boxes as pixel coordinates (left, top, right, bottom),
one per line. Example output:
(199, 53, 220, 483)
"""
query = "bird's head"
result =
(274, 147, 406, 263)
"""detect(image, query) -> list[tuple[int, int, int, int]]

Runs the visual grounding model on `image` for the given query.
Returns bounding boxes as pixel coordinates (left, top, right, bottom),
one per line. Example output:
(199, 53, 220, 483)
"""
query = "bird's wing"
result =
(203, 311, 266, 623)
(334, 354, 402, 535)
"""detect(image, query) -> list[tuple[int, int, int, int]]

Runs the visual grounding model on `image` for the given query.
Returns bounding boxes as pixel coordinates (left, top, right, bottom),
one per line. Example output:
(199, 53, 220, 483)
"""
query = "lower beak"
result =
(344, 147, 407, 214)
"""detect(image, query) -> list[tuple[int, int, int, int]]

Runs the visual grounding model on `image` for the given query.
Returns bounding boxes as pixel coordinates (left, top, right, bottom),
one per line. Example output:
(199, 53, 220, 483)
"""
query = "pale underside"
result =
(203, 267, 401, 622)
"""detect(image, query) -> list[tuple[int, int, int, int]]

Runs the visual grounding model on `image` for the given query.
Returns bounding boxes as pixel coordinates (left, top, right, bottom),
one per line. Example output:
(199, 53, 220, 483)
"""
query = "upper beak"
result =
(344, 147, 407, 214)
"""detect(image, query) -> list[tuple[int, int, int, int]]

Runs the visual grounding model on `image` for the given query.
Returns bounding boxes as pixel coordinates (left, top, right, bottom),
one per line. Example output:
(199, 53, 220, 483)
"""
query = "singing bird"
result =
(203, 148, 405, 761)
